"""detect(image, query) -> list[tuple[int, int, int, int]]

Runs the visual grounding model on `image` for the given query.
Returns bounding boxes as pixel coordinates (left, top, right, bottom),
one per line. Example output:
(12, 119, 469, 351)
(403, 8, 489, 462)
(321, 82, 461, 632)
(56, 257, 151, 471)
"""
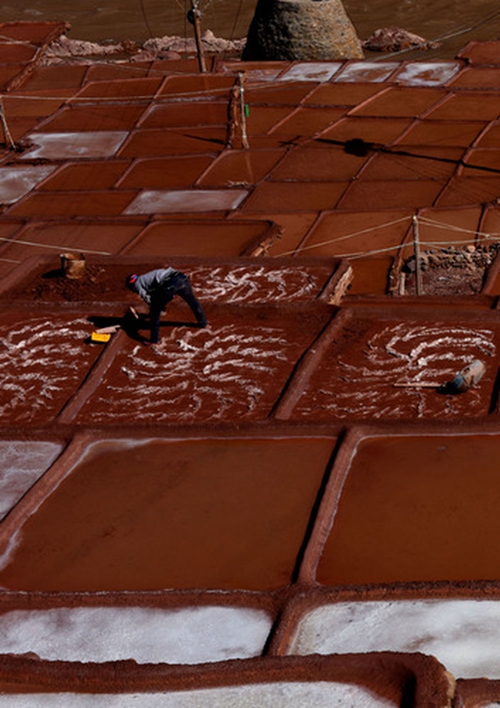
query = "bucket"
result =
(450, 359, 486, 393)
(60, 252, 86, 279)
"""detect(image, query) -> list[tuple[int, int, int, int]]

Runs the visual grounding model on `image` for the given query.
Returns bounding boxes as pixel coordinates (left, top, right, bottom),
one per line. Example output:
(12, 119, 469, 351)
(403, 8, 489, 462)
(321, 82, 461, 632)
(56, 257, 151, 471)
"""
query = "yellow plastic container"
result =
(90, 331, 111, 343)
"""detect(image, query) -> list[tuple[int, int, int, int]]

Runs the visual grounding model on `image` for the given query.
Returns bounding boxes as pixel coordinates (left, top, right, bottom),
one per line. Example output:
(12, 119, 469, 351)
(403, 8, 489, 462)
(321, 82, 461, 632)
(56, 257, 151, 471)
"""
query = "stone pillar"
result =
(243, 0, 363, 61)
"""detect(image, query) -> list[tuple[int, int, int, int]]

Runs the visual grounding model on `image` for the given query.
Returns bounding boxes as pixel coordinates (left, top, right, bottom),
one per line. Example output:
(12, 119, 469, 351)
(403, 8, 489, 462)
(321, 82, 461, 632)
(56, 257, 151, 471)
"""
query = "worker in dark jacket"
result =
(126, 267, 207, 344)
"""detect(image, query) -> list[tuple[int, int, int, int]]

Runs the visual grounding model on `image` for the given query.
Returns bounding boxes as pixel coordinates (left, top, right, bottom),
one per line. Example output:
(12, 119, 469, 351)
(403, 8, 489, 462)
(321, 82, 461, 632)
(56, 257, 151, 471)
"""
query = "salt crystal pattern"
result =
(124, 189, 248, 214)
(0, 606, 272, 664)
(20, 132, 129, 160)
(0, 683, 397, 707)
(0, 165, 56, 203)
(289, 599, 500, 679)
(0, 441, 62, 519)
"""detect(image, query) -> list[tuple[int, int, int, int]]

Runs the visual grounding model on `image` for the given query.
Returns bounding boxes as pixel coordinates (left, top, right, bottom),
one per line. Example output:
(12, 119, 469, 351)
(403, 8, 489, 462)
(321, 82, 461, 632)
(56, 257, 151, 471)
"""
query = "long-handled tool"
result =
(89, 306, 139, 343)
(393, 381, 442, 388)
(394, 359, 486, 393)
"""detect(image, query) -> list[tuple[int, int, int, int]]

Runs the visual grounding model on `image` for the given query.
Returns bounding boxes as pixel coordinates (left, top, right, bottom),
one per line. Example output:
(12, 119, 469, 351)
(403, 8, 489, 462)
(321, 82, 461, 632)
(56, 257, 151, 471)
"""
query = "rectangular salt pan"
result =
(0, 166, 56, 203)
(0, 606, 272, 664)
(288, 600, 500, 679)
(0, 683, 397, 707)
(20, 132, 128, 160)
(334, 62, 399, 83)
(124, 189, 248, 214)
(279, 63, 342, 82)
(395, 62, 461, 86)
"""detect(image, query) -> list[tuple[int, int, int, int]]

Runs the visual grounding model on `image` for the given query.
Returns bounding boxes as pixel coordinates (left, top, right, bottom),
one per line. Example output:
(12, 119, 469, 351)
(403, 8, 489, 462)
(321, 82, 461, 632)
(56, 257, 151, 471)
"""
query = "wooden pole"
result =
(238, 72, 249, 150)
(412, 214, 424, 296)
(189, 0, 207, 73)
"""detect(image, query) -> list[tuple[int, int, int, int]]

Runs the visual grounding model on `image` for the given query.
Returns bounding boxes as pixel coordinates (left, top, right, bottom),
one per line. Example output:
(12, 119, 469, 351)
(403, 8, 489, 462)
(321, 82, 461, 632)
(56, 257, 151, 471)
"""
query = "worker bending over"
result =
(126, 267, 207, 344)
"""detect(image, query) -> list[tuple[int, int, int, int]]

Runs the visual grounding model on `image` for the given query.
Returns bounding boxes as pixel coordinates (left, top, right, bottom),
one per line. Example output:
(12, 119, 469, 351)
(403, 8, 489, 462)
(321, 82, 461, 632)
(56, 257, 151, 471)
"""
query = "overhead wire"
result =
(277, 214, 500, 258)
(372, 4, 500, 61)
(0, 235, 111, 255)
(228, 0, 245, 42)
(278, 216, 413, 256)
(0, 34, 36, 46)
(433, 4, 500, 44)
(4, 214, 497, 262)
(138, 0, 155, 39)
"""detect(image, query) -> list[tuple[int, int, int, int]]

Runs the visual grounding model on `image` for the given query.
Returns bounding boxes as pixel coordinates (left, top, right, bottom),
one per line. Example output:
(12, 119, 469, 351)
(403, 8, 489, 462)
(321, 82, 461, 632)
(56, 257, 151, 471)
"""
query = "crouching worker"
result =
(126, 267, 207, 344)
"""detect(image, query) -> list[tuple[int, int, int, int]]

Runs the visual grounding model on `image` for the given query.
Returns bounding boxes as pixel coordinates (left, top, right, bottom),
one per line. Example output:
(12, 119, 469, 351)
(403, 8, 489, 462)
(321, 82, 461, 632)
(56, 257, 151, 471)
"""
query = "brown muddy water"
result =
(2, 0, 500, 59)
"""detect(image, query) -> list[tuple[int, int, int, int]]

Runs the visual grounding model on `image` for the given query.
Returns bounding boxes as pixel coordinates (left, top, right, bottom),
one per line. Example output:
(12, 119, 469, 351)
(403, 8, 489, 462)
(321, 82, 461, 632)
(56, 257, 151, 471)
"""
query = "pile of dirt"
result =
(362, 26, 440, 52)
(8, 263, 146, 302)
(40, 31, 246, 66)
(400, 243, 499, 296)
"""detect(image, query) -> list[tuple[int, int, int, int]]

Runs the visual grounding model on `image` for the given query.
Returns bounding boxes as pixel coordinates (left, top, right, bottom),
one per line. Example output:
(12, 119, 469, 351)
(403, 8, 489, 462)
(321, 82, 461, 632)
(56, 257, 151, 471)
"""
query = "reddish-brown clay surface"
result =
(454, 678, 500, 707)
(0, 308, 101, 424)
(5, 24, 500, 700)
(347, 257, 394, 295)
(316, 434, 500, 585)
(0, 436, 335, 591)
(75, 306, 333, 425)
(6, 258, 337, 305)
(0, 222, 145, 270)
(291, 309, 499, 420)
(121, 220, 275, 258)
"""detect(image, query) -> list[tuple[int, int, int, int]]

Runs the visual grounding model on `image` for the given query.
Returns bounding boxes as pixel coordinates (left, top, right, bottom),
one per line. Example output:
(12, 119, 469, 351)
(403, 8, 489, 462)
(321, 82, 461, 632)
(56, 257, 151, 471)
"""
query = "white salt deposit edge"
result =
(0, 441, 62, 520)
(288, 600, 500, 679)
(0, 606, 271, 664)
(0, 683, 396, 707)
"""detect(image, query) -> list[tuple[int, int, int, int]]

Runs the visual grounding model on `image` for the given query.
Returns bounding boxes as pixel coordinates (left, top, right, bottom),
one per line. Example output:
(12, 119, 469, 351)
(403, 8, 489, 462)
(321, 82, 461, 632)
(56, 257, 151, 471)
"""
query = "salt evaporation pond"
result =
(0, 683, 397, 707)
(289, 599, 500, 679)
(0, 606, 272, 664)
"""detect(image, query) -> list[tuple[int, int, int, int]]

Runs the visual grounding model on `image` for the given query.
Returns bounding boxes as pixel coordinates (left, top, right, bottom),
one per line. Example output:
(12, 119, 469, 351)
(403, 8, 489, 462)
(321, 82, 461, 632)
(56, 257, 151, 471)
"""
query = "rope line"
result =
(278, 214, 500, 258)
(325, 237, 500, 261)
(138, 0, 155, 38)
(0, 214, 497, 262)
(0, 34, 37, 46)
(0, 236, 111, 255)
(229, 0, 244, 42)
(278, 216, 412, 256)
(418, 215, 497, 237)
(372, 4, 500, 61)
(0, 86, 236, 102)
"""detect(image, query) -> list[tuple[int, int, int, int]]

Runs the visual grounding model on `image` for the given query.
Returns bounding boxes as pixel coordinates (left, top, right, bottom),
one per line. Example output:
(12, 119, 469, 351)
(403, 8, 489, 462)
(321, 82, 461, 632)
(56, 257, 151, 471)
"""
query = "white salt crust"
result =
(0, 606, 271, 664)
(20, 132, 128, 159)
(125, 189, 247, 214)
(0, 683, 396, 707)
(280, 62, 342, 82)
(0, 441, 62, 520)
(0, 165, 56, 203)
(288, 600, 500, 679)
(89, 322, 301, 423)
(296, 321, 495, 419)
